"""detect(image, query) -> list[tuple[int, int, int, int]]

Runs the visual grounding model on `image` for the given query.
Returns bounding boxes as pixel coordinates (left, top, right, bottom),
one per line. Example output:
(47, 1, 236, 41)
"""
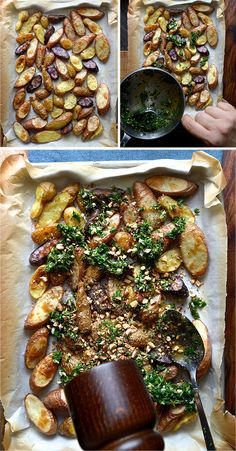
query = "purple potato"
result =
(169, 49, 178, 61)
(46, 64, 59, 80)
(48, 14, 66, 23)
(193, 75, 205, 84)
(197, 46, 209, 56)
(52, 46, 69, 60)
(83, 60, 99, 72)
(29, 239, 58, 266)
(61, 122, 73, 135)
(77, 97, 94, 108)
(44, 25, 55, 45)
(88, 279, 112, 313)
(143, 31, 155, 42)
(27, 75, 42, 93)
(160, 276, 189, 298)
(15, 42, 30, 55)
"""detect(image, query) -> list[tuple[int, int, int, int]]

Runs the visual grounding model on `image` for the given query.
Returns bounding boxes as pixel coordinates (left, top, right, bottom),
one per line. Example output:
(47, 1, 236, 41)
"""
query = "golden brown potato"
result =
(206, 25, 218, 47)
(155, 248, 182, 273)
(80, 45, 96, 60)
(133, 182, 166, 229)
(71, 11, 85, 36)
(14, 67, 36, 88)
(83, 18, 102, 35)
(207, 64, 218, 89)
(46, 112, 73, 131)
(47, 27, 64, 48)
(30, 182, 57, 220)
(24, 286, 64, 329)
(23, 117, 47, 131)
(31, 131, 62, 144)
(13, 88, 26, 110)
(59, 417, 76, 438)
(13, 122, 30, 143)
(24, 393, 57, 435)
(158, 195, 195, 224)
(20, 11, 42, 34)
(63, 206, 86, 228)
(89, 213, 120, 248)
(55, 79, 75, 96)
(24, 327, 49, 369)
(96, 83, 110, 115)
(37, 189, 76, 227)
(29, 353, 59, 393)
(193, 319, 212, 379)
(76, 8, 104, 20)
(73, 34, 95, 54)
(26, 38, 38, 66)
(43, 388, 69, 413)
(180, 224, 208, 277)
(145, 176, 198, 198)
(95, 33, 110, 62)
(113, 231, 134, 252)
(29, 265, 49, 299)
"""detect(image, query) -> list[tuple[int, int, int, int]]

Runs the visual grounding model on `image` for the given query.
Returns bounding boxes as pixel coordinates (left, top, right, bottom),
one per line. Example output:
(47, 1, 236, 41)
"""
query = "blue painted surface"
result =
(28, 149, 223, 163)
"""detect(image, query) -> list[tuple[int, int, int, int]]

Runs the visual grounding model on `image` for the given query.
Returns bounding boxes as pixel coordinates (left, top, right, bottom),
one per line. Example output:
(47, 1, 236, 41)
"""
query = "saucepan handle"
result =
(120, 132, 131, 147)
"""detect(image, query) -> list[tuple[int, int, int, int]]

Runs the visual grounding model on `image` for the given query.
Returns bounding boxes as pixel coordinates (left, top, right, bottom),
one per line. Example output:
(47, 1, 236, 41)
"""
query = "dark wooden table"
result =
(121, 0, 236, 146)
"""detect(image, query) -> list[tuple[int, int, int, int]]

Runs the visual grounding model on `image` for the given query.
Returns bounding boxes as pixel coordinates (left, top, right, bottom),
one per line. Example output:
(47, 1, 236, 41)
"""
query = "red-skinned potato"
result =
(24, 286, 63, 329)
(145, 176, 198, 197)
(24, 327, 49, 369)
(43, 388, 69, 413)
(24, 393, 57, 435)
(29, 353, 59, 392)
(133, 182, 166, 229)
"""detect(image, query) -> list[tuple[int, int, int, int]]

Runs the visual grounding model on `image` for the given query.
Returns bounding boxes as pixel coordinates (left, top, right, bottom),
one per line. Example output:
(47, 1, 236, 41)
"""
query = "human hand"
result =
(181, 100, 236, 147)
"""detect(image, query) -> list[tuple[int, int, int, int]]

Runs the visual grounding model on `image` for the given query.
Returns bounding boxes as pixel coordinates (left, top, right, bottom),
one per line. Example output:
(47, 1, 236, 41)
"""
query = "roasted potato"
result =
(180, 224, 208, 277)
(31, 131, 62, 144)
(47, 28, 64, 48)
(89, 213, 121, 248)
(96, 83, 110, 115)
(23, 117, 47, 131)
(71, 11, 85, 36)
(46, 112, 73, 130)
(29, 353, 59, 392)
(29, 239, 58, 266)
(24, 393, 57, 435)
(13, 88, 26, 110)
(37, 189, 75, 227)
(54, 79, 75, 95)
(43, 388, 69, 413)
(72, 34, 95, 54)
(76, 8, 104, 20)
(14, 67, 36, 88)
(206, 25, 218, 47)
(158, 195, 195, 224)
(25, 327, 49, 369)
(145, 176, 198, 198)
(24, 286, 64, 329)
(95, 33, 110, 62)
(193, 319, 212, 379)
(63, 206, 86, 228)
(29, 265, 49, 299)
(83, 18, 102, 35)
(13, 122, 30, 143)
(59, 417, 76, 438)
(207, 64, 218, 89)
(20, 11, 42, 34)
(31, 182, 57, 220)
(155, 248, 182, 273)
(133, 182, 166, 229)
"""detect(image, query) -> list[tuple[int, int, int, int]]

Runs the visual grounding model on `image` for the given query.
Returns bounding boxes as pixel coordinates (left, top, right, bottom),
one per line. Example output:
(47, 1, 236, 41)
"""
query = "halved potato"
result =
(90, 213, 121, 248)
(193, 319, 212, 379)
(207, 64, 218, 89)
(59, 417, 76, 438)
(180, 224, 208, 277)
(29, 265, 49, 299)
(37, 191, 74, 227)
(24, 327, 49, 369)
(133, 181, 166, 229)
(31, 226, 60, 245)
(31, 131, 62, 144)
(29, 353, 59, 392)
(158, 195, 195, 224)
(206, 25, 218, 47)
(46, 112, 73, 131)
(24, 393, 57, 435)
(24, 286, 63, 329)
(155, 248, 182, 273)
(76, 8, 104, 20)
(95, 33, 110, 62)
(145, 176, 198, 197)
(96, 83, 110, 115)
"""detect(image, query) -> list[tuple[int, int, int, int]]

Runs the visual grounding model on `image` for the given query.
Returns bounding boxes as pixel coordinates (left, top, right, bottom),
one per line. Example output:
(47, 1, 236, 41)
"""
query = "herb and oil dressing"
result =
(121, 69, 185, 137)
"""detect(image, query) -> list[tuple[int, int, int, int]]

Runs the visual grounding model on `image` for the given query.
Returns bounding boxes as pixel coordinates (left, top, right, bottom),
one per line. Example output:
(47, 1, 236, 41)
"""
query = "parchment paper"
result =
(127, 0, 225, 116)
(0, 151, 232, 451)
(0, 0, 118, 147)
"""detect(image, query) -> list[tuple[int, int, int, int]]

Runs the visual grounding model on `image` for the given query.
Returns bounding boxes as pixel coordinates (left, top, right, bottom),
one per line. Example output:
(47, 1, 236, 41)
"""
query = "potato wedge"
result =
(95, 33, 110, 62)
(96, 83, 110, 115)
(36, 43, 46, 69)
(29, 265, 49, 299)
(25, 327, 49, 369)
(16, 11, 30, 32)
(63, 206, 86, 228)
(145, 176, 198, 197)
(47, 28, 64, 48)
(33, 23, 45, 44)
(60, 36, 73, 50)
(31, 130, 62, 144)
(206, 25, 218, 47)
(24, 393, 57, 435)
(192, 4, 214, 14)
(113, 231, 134, 252)
(155, 248, 182, 273)
(55, 58, 69, 80)
(24, 286, 64, 329)
(59, 417, 76, 438)
(180, 224, 208, 277)
(13, 122, 30, 143)
(87, 73, 98, 92)
(31, 99, 48, 120)
(29, 353, 59, 392)
(74, 86, 93, 97)
(80, 45, 96, 60)
(38, 190, 75, 227)
(32, 225, 61, 245)
(71, 11, 86, 36)
(30, 182, 56, 220)
(46, 112, 73, 130)
(88, 122, 104, 140)
(207, 64, 218, 89)
(90, 212, 120, 248)
(69, 55, 83, 72)
(21, 12, 42, 34)
(15, 55, 26, 73)
(73, 33, 95, 54)
(74, 68, 87, 85)
(43, 388, 69, 413)
(158, 195, 195, 224)
(54, 79, 75, 95)
(16, 100, 31, 121)
(14, 67, 36, 88)
(83, 18, 102, 35)
(64, 93, 77, 110)
(73, 119, 87, 135)
(196, 89, 211, 109)
(133, 182, 166, 229)
(76, 8, 104, 20)
(187, 6, 199, 27)
(193, 319, 212, 379)
(26, 38, 38, 66)
(63, 18, 76, 41)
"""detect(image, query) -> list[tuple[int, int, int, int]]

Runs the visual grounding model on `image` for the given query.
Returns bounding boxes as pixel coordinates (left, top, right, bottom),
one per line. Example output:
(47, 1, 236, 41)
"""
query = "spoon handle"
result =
(190, 370, 216, 451)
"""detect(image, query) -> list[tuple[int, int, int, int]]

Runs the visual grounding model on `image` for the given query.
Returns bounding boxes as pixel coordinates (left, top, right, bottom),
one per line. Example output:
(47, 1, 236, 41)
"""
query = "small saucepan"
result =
(120, 67, 185, 146)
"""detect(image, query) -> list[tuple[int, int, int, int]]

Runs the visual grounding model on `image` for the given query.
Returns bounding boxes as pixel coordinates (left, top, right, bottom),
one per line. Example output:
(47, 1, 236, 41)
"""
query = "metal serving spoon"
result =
(160, 310, 216, 451)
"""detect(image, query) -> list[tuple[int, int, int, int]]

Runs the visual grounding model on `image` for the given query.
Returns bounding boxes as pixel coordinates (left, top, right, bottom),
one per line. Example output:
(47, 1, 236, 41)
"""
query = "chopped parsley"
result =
(52, 351, 63, 364)
(194, 208, 200, 215)
(101, 319, 122, 341)
(84, 243, 129, 276)
(133, 221, 163, 263)
(200, 56, 209, 67)
(167, 34, 186, 47)
(134, 266, 154, 293)
(166, 216, 186, 239)
(49, 297, 78, 341)
(167, 18, 178, 31)
(79, 188, 97, 212)
(59, 362, 92, 385)
(189, 296, 207, 320)
(189, 31, 200, 47)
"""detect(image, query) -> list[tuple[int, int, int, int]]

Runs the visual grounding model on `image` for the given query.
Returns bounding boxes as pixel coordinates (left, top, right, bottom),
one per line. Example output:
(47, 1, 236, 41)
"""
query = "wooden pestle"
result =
(64, 359, 164, 450)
